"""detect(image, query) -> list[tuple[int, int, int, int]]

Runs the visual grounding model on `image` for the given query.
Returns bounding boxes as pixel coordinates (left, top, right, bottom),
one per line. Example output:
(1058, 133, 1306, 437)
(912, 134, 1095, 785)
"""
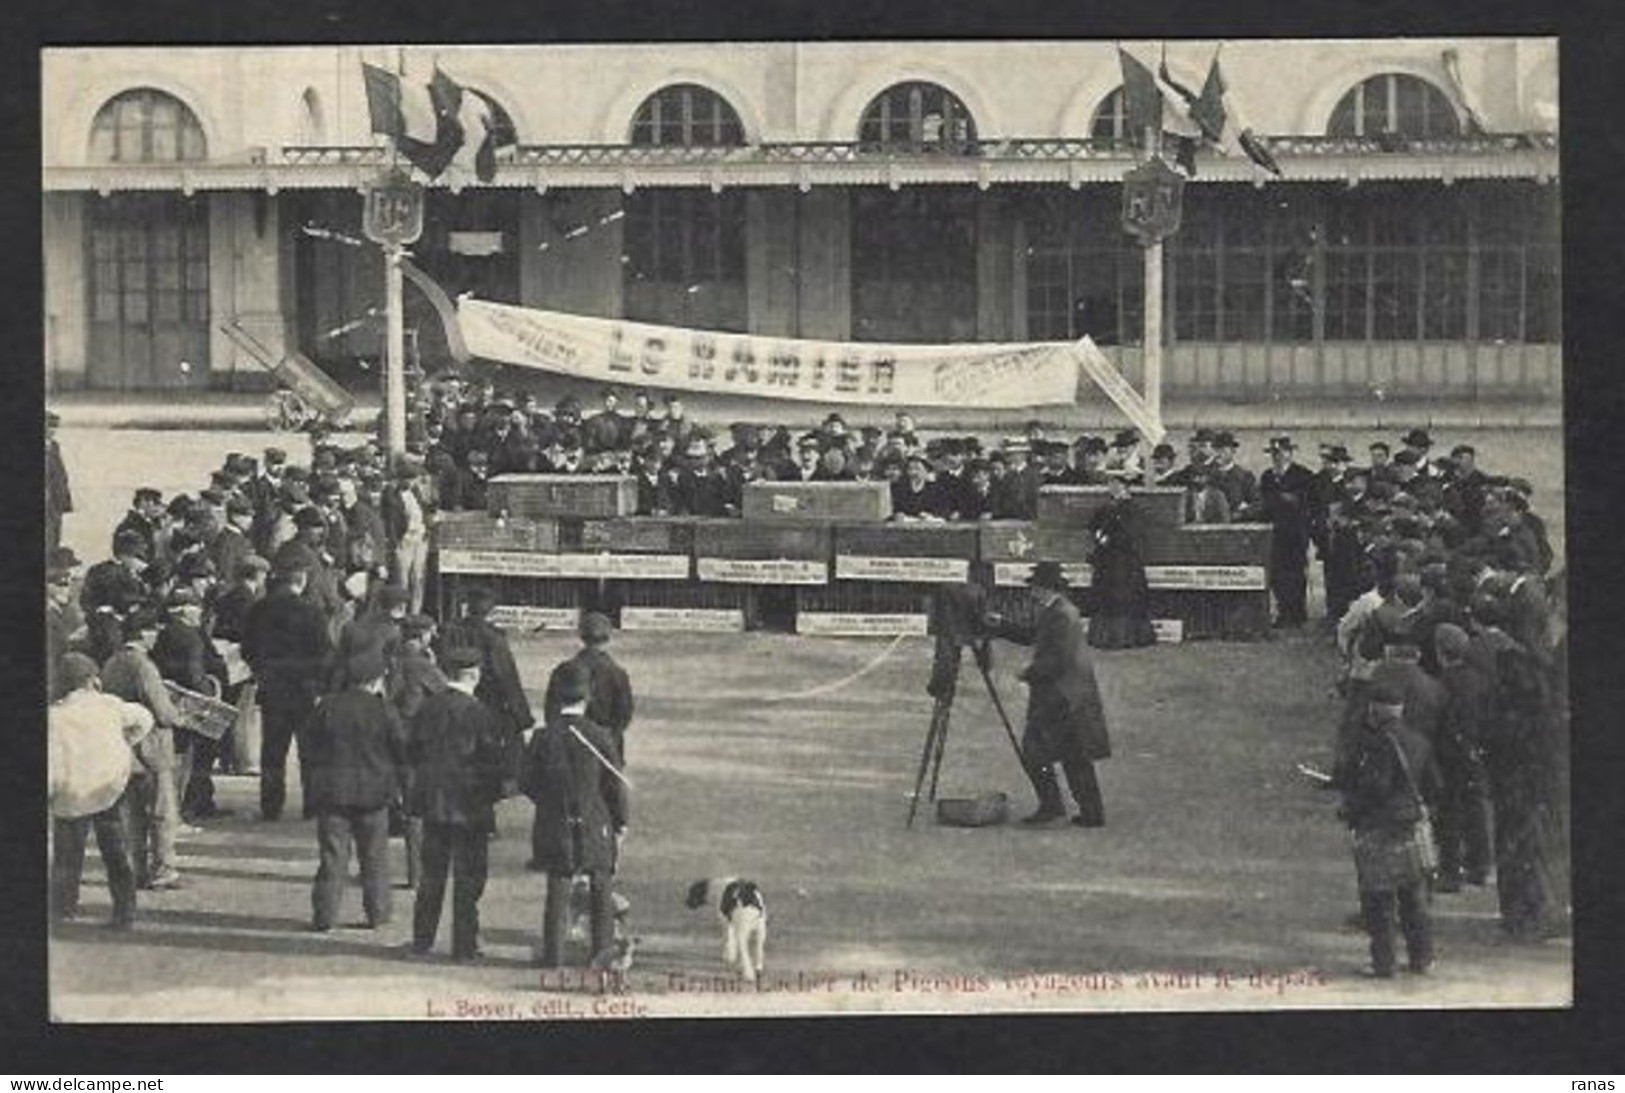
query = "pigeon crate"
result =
(1034, 525, 1096, 563)
(834, 522, 981, 559)
(440, 571, 582, 614)
(488, 474, 638, 519)
(1168, 523, 1274, 566)
(691, 518, 832, 561)
(621, 580, 745, 611)
(741, 480, 892, 523)
(575, 516, 696, 555)
(434, 512, 560, 553)
(978, 521, 1040, 564)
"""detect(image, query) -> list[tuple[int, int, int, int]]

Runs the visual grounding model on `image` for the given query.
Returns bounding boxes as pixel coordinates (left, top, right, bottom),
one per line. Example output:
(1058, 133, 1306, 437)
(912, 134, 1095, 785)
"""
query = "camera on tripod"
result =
(909, 583, 1028, 828)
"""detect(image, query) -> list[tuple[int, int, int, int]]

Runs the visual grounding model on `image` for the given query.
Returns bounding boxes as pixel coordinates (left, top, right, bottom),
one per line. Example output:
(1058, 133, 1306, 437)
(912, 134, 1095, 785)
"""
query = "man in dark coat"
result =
(328, 584, 408, 692)
(542, 612, 635, 762)
(152, 588, 230, 823)
(1208, 432, 1261, 520)
(113, 488, 165, 563)
(1433, 623, 1494, 892)
(407, 646, 507, 961)
(46, 411, 72, 554)
(989, 561, 1112, 827)
(1259, 436, 1315, 627)
(442, 586, 534, 741)
(81, 531, 150, 616)
(522, 664, 628, 967)
(304, 647, 406, 931)
(1335, 673, 1441, 978)
(210, 496, 257, 590)
(242, 564, 332, 821)
(272, 507, 345, 625)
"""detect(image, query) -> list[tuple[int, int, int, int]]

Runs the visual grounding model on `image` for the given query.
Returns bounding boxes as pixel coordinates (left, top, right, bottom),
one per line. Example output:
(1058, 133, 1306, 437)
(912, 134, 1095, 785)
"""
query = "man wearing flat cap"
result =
(986, 560, 1112, 828)
(304, 645, 407, 931)
(242, 564, 333, 821)
(210, 495, 257, 590)
(1260, 436, 1315, 628)
(406, 644, 508, 961)
(273, 506, 344, 627)
(543, 612, 635, 765)
(1334, 670, 1441, 978)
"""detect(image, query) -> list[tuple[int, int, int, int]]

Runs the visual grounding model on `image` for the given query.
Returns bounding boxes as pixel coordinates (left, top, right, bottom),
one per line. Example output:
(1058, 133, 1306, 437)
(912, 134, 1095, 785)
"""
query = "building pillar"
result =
(795, 187, 850, 341)
(746, 188, 798, 338)
(209, 191, 289, 391)
(521, 188, 623, 318)
(43, 192, 87, 392)
(975, 189, 1013, 342)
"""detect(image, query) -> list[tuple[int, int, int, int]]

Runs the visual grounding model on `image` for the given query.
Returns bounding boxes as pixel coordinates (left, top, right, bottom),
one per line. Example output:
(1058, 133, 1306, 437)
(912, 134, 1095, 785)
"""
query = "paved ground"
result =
(45, 420, 1571, 1020)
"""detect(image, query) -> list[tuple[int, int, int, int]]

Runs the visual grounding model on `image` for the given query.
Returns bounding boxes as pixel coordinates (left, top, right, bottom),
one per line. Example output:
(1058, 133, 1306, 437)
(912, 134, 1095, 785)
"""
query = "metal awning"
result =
(44, 134, 1559, 193)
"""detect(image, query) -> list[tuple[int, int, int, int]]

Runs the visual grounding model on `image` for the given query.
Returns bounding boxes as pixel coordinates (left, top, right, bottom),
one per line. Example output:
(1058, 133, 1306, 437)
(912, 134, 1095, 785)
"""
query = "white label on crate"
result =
(696, 558, 829, 585)
(619, 607, 744, 633)
(1144, 565, 1267, 591)
(488, 605, 580, 632)
(990, 562, 1264, 590)
(770, 493, 801, 514)
(438, 549, 690, 580)
(1152, 618, 1185, 644)
(834, 556, 970, 583)
(797, 612, 930, 637)
(992, 562, 1094, 587)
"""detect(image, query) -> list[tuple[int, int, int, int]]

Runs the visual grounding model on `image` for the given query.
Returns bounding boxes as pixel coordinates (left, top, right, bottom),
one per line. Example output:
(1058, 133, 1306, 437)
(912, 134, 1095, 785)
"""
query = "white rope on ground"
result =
(747, 631, 915, 704)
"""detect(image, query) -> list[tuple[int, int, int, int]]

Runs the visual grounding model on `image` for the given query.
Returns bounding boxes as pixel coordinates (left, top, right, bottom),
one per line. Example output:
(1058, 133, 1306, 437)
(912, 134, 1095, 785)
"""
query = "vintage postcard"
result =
(41, 37, 1568, 1022)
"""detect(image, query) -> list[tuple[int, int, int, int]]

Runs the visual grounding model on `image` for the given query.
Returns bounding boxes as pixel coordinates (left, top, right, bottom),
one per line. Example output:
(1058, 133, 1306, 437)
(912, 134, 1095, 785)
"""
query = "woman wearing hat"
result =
(1085, 474, 1156, 650)
(986, 560, 1112, 827)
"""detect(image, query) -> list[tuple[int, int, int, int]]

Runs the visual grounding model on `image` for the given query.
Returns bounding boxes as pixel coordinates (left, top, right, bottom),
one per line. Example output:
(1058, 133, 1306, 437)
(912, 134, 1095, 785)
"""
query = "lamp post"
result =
(1121, 127, 1184, 438)
(363, 169, 424, 459)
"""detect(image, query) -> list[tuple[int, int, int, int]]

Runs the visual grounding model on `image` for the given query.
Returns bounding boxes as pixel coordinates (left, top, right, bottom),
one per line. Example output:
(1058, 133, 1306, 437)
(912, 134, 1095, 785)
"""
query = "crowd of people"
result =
(46, 420, 639, 963)
(45, 380, 1569, 978)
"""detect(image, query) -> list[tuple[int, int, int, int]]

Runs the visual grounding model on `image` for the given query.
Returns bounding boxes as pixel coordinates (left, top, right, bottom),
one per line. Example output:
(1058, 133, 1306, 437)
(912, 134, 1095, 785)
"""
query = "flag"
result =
(361, 63, 514, 182)
(361, 62, 460, 178)
(1188, 55, 1283, 177)
(1119, 48, 1204, 147)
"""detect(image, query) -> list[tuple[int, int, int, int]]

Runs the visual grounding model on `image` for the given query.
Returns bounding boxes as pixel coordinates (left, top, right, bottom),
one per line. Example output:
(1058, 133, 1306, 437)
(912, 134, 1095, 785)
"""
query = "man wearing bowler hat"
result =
(987, 560, 1112, 827)
(1260, 436, 1315, 628)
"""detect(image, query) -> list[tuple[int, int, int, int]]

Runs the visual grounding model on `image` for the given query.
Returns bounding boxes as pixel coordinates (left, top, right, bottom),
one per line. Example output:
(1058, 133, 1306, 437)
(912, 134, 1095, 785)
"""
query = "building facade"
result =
(42, 40, 1560, 404)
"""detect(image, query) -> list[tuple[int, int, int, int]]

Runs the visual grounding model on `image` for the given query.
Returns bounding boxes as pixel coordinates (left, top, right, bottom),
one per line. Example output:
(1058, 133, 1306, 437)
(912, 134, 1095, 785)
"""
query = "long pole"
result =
(384, 242, 407, 457)
(1141, 124, 1164, 434)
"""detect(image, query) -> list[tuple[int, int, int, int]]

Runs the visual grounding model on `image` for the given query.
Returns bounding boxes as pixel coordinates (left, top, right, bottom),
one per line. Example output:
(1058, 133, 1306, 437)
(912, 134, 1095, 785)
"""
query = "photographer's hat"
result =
(1025, 560, 1069, 590)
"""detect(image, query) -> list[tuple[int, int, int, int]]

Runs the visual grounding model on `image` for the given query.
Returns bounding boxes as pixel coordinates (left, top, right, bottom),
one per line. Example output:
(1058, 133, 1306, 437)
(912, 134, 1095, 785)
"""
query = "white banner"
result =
(620, 607, 744, 633)
(696, 558, 829, 585)
(458, 298, 1082, 409)
(992, 561, 1094, 587)
(438, 548, 690, 580)
(1075, 337, 1165, 444)
(797, 612, 930, 637)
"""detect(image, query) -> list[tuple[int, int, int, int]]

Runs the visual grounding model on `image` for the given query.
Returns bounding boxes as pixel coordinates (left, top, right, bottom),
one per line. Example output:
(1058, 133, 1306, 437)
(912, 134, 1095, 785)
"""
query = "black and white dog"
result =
(685, 877, 767, 984)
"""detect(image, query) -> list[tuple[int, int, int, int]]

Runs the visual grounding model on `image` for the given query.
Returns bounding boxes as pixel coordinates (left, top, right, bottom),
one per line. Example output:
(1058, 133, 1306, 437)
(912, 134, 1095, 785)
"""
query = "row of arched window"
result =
(89, 72, 1467, 165)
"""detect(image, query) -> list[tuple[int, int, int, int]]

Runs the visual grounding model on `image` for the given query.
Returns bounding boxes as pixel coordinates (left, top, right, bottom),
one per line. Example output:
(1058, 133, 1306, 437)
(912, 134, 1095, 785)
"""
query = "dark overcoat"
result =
(999, 594, 1112, 763)
(521, 713, 628, 875)
(542, 647, 634, 757)
(407, 688, 507, 831)
(302, 687, 406, 813)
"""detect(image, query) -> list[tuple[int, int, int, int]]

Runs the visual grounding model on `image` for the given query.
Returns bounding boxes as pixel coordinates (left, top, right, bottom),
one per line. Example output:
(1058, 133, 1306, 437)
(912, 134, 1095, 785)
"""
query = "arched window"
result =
(629, 84, 745, 147)
(1090, 87, 1129, 144)
(298, 87, 326, 144)
(89, 88, 207, 163)
(858, 81, 977, 152)
(1328, 73, 1461, 140)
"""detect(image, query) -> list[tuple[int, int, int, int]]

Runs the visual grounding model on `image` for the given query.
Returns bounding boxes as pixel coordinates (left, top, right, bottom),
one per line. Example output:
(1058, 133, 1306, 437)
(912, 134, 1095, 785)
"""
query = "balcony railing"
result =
(277, 132, 1558, 169)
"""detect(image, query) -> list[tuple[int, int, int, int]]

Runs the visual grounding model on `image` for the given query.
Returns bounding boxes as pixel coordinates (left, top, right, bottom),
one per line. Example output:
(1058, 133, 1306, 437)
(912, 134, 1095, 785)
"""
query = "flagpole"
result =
(383, 46, 408, 459)
(1142, 124, 1164, 435)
